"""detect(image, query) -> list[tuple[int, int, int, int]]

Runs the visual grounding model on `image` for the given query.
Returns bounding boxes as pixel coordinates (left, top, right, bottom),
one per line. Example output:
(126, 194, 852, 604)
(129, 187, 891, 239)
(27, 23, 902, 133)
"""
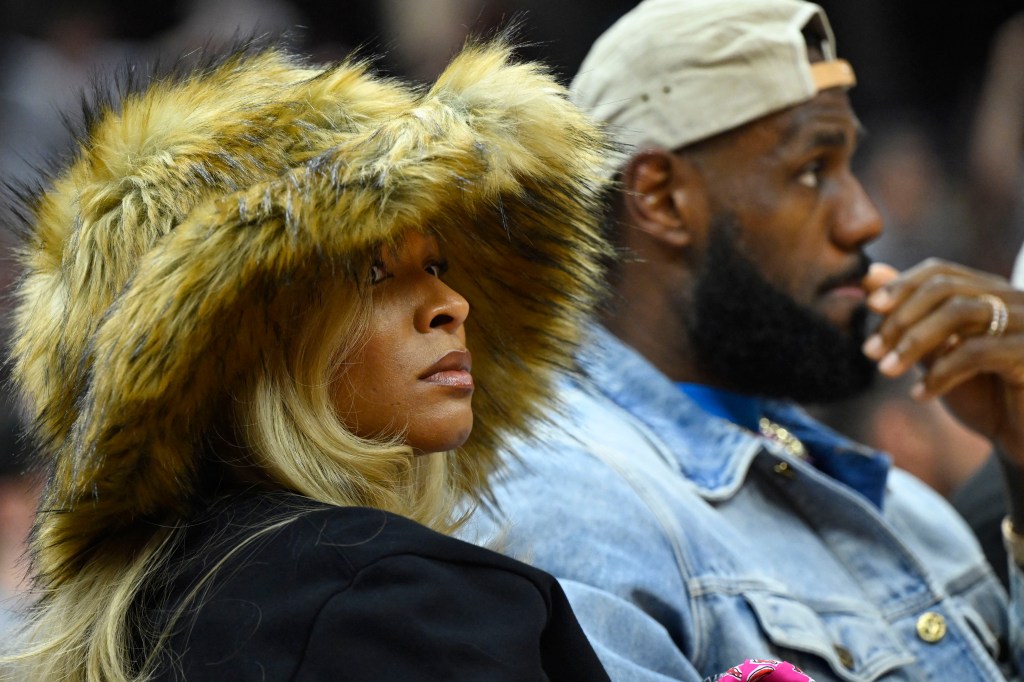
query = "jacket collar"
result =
(579, 325, 886, 502)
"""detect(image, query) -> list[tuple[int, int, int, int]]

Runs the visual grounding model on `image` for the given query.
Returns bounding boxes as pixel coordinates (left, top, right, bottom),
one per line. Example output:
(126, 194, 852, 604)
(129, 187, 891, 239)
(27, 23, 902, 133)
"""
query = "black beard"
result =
(685, 214, 877, 403)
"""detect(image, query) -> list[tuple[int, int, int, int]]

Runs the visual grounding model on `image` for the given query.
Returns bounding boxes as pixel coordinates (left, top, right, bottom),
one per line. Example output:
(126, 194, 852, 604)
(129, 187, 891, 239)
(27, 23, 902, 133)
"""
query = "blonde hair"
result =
(2, 267, 466, 682)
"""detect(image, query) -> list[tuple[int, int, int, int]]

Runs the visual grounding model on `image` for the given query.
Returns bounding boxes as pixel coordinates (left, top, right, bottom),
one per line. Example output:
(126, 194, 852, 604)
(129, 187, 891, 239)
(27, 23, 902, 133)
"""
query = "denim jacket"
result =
(466, 326, 1022, 681)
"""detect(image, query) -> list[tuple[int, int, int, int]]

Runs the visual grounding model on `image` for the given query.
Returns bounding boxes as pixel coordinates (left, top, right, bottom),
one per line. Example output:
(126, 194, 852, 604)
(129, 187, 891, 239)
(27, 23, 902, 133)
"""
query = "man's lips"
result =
(824, 284, 867, 301)
(419, 349, 474, 389)
(819, 256, 872, 301)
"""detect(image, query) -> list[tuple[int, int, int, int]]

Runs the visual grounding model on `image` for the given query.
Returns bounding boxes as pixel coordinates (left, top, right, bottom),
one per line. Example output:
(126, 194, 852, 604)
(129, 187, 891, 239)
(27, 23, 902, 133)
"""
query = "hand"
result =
(861, 259, 1024, 464)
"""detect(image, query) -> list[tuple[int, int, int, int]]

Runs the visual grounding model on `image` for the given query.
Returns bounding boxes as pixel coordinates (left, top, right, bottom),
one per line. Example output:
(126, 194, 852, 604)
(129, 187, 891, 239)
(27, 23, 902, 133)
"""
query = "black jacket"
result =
(146, 492, 609, 681)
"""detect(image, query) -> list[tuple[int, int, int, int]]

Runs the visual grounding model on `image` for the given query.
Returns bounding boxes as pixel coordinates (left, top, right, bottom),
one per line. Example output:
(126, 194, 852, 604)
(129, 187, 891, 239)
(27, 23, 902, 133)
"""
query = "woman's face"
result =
(332, 231, 473, 454)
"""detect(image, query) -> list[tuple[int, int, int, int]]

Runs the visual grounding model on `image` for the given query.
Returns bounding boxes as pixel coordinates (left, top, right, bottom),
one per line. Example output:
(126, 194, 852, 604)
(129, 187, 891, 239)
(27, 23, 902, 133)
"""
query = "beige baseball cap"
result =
(571, 0, 856, 172)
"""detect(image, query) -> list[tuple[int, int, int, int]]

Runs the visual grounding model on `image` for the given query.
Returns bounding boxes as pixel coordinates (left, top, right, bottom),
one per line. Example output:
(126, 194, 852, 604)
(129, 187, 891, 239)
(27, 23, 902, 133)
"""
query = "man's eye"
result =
(369, 263, 389, 284)
(425, 260, 448, 278)
(797, 161, 823, 188)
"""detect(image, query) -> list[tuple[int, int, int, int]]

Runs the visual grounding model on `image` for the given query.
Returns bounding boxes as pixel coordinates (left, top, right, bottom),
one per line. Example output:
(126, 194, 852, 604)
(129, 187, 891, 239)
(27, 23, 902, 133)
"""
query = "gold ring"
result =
(979, 293, 1009, 337)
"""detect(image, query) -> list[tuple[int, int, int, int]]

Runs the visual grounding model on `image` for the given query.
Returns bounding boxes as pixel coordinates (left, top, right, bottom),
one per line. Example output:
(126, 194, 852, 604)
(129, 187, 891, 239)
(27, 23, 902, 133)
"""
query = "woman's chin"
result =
(409, 417, 474, 456)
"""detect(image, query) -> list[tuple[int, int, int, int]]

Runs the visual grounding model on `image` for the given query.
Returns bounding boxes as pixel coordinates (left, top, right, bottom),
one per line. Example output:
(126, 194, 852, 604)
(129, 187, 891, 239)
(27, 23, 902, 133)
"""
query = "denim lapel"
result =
(579, 326, 762, 501)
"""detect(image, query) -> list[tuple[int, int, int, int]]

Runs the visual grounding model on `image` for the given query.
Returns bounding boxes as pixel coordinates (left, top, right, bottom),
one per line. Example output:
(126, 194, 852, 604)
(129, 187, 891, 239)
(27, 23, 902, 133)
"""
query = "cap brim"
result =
(811, 59, 856, 91)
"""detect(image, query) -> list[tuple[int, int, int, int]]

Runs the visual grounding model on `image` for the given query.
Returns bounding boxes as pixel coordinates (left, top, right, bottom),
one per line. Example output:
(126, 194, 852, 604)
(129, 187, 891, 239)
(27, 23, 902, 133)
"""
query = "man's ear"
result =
(621, 149, 707, 249)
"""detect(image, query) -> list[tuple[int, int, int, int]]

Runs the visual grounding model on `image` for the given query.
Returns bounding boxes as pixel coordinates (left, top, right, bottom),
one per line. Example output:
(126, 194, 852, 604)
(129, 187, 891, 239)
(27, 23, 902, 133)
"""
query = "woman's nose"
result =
(418, 280, 470, 334)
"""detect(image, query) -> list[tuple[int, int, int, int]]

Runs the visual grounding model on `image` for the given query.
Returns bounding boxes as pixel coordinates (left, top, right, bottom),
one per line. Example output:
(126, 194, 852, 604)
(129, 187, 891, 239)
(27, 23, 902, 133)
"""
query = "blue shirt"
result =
(677, 384, 761, 431)
(465, 326, 1018, 681)
(678, 383, 889, 509)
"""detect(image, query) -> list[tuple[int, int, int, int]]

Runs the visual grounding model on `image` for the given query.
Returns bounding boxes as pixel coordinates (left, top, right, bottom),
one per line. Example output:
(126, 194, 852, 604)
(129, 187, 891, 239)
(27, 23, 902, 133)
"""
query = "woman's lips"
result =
(420, 349, 474, 390)
(423, 370, 475, 388)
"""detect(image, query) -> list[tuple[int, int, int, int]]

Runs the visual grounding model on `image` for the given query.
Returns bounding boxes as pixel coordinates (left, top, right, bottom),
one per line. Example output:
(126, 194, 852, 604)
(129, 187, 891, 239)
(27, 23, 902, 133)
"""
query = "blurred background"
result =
(0, 0, 1021, 623)
(1, 0, 1021, 272)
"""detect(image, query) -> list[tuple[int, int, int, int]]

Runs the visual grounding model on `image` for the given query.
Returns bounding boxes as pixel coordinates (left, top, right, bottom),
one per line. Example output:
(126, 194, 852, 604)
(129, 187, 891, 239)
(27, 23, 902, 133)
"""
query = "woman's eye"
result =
(425, 260, 448, 278)
(797, 161, 823, 188)
(369, 263, 389, 284)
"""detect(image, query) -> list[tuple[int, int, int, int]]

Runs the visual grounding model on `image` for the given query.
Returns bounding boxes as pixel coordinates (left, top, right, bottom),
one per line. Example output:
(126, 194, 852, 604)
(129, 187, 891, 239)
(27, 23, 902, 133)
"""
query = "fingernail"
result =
(868, 289, 892, 311)
(878, 351, 901, 375)
(862, 335, 884, 359)
(911, 382, 928, 400)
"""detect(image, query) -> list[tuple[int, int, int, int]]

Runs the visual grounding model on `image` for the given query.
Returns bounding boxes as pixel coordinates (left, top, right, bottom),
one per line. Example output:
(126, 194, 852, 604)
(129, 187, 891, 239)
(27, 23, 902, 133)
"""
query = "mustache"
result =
(818, 252, 873, 293)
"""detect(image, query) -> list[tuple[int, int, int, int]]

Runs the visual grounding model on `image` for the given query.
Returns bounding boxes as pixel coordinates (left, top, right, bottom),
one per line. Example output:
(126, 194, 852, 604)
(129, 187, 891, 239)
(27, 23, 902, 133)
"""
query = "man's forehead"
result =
(776, 89, 862, 150)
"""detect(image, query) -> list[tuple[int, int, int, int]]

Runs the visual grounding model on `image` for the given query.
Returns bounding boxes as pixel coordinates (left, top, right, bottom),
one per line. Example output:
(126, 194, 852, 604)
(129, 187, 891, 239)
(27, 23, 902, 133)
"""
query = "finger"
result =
(915, 334, 1024, 398)
(863, 262, 900, 296)
(866, 258, 1003, 315)
(863, 267, 1020, 362)
(874, 293, 1015, 376)
(868, 274, 978, 360)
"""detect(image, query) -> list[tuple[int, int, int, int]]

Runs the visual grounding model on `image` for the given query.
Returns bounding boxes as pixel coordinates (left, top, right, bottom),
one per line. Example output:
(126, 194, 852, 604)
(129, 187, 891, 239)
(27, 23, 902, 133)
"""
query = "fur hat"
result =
(10, 42, 611, 580)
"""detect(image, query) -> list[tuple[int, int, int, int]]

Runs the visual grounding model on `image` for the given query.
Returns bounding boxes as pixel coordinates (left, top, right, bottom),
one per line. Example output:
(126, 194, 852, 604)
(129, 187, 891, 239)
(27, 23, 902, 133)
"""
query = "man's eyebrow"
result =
(780, 116, 867, 150)
(782, 125, 867, 153)
(810, 129, 849, 149)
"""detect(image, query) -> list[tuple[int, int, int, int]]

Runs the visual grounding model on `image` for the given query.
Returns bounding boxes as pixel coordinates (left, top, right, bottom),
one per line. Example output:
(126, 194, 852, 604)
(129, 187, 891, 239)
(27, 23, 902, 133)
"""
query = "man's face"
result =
(686, 213, 876, 402)
(681, 88, 883, 402)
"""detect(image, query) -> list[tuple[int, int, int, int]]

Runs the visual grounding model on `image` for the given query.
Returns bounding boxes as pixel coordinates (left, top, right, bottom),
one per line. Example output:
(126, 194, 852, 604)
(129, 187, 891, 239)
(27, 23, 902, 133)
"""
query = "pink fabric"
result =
(705, 659, 816, 682)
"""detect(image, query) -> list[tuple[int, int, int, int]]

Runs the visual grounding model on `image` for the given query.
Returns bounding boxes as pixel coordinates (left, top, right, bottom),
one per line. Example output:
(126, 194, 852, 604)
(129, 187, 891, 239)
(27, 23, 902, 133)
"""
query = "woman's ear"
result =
(620, 149, 706, 249)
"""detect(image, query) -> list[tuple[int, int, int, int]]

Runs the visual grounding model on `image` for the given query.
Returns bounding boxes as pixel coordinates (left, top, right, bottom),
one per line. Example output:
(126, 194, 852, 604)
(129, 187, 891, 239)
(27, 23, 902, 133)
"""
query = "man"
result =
(465, 0, 1024, 679)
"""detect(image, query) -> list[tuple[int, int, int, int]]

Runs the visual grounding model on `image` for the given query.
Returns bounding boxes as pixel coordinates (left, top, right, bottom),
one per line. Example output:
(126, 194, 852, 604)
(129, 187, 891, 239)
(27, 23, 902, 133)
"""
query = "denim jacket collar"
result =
(579, 325, 888, 503)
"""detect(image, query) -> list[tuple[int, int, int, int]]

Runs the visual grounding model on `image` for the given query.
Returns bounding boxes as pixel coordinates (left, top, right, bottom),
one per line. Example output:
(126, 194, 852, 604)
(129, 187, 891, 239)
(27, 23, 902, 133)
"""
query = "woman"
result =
(2, 40, 613, 681)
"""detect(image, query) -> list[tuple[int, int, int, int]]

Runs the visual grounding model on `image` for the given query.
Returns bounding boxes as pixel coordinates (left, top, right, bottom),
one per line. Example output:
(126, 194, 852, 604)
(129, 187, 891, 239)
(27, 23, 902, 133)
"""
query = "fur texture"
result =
(10, 42, 611, 585)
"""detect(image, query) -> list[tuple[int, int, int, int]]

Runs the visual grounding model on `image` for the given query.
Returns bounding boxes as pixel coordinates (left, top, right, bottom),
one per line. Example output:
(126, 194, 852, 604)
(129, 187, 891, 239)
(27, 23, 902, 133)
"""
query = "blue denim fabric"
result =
(465, 326, 1021, 681)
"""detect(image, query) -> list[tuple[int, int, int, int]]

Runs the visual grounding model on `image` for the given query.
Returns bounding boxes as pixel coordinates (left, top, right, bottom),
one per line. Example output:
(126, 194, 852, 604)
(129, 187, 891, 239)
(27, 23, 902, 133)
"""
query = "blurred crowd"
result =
(0, 0, 1021, 639)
